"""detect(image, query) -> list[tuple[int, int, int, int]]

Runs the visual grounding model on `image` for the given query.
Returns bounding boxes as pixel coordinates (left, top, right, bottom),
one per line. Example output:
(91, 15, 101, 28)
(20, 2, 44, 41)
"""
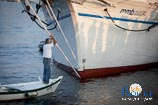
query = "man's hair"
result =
(45, 38, 51, 44)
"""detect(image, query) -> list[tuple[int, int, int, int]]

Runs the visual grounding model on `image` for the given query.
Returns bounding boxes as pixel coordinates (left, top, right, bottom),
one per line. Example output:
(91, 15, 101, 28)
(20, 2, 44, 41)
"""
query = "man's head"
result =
(45, 38, 52, 44)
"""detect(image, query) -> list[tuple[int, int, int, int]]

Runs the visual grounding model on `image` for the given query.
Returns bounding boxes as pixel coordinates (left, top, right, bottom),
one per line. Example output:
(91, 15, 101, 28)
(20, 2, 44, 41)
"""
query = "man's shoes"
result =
(43, 81, 49, 84)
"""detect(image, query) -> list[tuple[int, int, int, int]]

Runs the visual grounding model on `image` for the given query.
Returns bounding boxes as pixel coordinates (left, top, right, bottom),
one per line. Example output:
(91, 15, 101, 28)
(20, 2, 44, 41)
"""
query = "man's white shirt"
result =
(43, 43, 54, 58)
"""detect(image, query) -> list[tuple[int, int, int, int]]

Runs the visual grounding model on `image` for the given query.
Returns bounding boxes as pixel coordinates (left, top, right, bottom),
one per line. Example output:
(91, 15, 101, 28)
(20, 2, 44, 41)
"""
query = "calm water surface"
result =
(0, 2, 158, 105)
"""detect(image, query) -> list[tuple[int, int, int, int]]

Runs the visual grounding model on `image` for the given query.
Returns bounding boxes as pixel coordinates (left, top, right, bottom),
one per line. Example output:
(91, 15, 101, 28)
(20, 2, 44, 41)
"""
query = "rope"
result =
(24, 0, 81, 79)
(22, 2, 59, 30)
(104, 8, 158, 32)
(45, 0, 78, 61)
(22, 2, 50, 26)
(55, 44, 81, 78)
(33, 9, 60, 30)
(34, 20, 57, 30)
(97, 0, 111, 6)
(36, 1, 42, 13)
(45, 4, 82, 75)
(44, 2, 81, 70)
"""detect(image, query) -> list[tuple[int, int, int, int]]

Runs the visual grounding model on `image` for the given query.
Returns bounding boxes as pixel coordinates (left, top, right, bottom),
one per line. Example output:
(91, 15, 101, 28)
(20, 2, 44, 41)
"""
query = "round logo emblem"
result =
(129, 83, 142, 96)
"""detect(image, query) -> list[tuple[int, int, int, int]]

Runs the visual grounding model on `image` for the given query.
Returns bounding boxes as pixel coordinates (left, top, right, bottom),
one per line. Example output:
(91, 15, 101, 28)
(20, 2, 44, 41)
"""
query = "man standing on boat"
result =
(43, 35, 57, 84)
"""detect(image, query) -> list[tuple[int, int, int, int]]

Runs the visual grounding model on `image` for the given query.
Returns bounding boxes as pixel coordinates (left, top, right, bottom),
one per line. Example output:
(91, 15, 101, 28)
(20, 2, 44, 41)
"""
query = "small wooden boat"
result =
(0, 76, 63, 101)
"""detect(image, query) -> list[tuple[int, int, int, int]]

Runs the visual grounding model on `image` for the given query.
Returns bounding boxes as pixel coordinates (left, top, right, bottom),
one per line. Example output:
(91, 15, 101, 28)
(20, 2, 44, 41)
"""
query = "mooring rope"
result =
(24, 0, 81, 79)
(22, 2, 59, 30)
(44, 4, 81, 70)
(45, 0, 78, 61)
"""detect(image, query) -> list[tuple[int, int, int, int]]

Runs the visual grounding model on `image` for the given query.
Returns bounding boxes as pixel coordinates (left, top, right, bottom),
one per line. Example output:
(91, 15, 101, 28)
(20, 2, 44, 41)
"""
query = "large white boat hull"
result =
(42, 0, 158, 79)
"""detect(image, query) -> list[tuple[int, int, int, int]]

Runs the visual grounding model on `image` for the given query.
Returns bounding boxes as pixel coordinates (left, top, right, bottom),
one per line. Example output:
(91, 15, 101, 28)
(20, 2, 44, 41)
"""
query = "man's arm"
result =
(49, 35, 57, 45)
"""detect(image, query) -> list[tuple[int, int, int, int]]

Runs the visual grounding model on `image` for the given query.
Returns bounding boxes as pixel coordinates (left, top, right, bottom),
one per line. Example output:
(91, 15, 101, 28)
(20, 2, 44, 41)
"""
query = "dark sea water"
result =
(0, 1, 158, 105)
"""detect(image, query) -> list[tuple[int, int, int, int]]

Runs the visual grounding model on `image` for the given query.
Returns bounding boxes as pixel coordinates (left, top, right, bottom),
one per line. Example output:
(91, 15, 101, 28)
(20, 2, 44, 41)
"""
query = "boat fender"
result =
(25, 91, 38, 97)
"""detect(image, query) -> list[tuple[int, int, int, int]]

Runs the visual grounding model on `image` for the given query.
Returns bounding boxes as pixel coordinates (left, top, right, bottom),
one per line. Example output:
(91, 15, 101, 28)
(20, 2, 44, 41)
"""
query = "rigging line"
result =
(24, 0, 50, 35)
(34, 20, 57, 30)
(22, 7, 49, 26)
(22, 4, 55, 27)
(97, 0, 111, 6)
(42, 7, 61, 30)
(44, 5, 80, 68)
(22, 1, 57, 27)
(44, 1, 82, 72)
(45, 0, 78, 61)
(25, 0, 81, 79)
(104, 8, 158, 32)
(22, 7, 58, 30)
(36, 0, 42, 13)
(34, 0, 61, 28)
(55, 44, 81, 78)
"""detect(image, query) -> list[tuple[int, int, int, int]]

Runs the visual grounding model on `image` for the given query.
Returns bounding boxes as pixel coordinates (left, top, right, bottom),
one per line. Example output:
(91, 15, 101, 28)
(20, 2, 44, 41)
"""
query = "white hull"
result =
(0, 76, 63, 101)
(41, 0, 158, 78)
